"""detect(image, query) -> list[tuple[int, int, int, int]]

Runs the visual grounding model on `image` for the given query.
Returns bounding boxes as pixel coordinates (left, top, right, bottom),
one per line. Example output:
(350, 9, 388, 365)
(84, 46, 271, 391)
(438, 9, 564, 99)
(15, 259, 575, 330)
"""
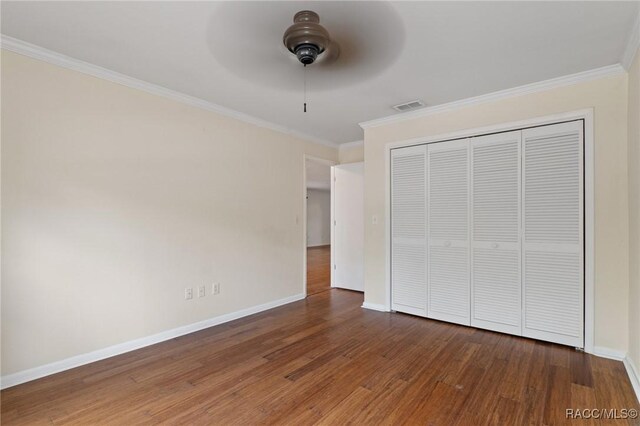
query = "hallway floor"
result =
(307, 245, 331, 296)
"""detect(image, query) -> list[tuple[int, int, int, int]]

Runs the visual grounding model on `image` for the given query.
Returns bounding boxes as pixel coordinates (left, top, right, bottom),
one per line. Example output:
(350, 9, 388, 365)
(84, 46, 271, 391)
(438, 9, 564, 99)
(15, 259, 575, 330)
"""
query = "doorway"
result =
(304, 157, 334, 296)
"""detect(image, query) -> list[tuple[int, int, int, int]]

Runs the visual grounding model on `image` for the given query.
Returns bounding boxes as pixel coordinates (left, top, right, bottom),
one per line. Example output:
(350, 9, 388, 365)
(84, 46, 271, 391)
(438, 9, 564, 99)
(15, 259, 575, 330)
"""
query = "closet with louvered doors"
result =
(389, 120, 585, 348)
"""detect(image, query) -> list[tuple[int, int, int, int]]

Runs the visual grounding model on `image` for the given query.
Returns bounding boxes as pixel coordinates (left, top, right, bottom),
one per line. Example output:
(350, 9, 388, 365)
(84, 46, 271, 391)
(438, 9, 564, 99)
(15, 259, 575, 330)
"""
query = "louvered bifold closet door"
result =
(522, 121, 584, 347)
(470, 131, 522, 336)
(427, 140, 470, 325)
(391, 145, 428, 316)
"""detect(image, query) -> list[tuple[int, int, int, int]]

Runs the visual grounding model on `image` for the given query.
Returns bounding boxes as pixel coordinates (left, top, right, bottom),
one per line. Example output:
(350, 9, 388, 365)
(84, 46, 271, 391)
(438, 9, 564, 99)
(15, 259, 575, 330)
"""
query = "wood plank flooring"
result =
(2, 289, 638, 425)
(307, 245, 331, 296)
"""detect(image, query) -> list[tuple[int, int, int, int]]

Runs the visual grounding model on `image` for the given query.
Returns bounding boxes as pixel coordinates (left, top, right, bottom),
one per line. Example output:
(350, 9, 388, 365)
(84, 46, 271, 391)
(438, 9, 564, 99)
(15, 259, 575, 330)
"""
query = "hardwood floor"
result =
(2, 289, 638, 425)
(307, 245, 331, 296)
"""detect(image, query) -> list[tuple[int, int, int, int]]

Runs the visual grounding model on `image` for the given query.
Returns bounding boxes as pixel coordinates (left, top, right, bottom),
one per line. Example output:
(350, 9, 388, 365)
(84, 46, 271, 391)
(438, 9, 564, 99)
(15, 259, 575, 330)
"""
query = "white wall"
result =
(339, 143, 364, 164)
(363, 73, 630, 353)
(628, 47, 640, 379)
(0, 50, 338, 376)
(306, 189, 331, 247)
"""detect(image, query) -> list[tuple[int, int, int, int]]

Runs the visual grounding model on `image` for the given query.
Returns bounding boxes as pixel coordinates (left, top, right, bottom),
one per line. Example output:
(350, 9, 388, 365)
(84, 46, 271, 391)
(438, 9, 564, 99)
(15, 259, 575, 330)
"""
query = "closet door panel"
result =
(427, 140, 470, 325)
(391, 146, 428, 316)
(429, 245, 469, 320)
(472, 249, 521, 332)
(470, 131, 522, 336)
(522, 121, 584, 347)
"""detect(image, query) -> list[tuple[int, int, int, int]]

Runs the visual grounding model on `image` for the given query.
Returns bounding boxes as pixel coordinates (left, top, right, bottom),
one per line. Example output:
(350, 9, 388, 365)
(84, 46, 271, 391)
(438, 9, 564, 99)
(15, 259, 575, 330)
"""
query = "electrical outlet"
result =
(213, 283, 221, 295)
(198, 285, 206, 298)
(184, 287, 193, 300)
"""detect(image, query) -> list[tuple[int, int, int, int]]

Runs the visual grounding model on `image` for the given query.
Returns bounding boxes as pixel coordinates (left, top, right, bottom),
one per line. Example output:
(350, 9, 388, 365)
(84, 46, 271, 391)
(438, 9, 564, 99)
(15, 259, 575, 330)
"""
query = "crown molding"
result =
(339, 139, 364, 150)
(622, 9, 640, 70)
(359, 64, 625, 129)
(0, 35, 338, 149)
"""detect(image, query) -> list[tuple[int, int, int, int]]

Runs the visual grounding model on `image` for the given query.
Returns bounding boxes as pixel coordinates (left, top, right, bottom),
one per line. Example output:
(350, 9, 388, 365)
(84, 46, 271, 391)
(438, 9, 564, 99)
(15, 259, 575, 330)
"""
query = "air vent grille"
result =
(392, 100, 425, 112)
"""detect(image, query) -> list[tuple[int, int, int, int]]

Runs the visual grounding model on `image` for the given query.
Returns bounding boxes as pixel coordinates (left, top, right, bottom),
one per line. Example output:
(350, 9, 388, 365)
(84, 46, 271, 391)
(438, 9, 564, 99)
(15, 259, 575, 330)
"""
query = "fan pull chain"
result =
(303, 64, 307, 113)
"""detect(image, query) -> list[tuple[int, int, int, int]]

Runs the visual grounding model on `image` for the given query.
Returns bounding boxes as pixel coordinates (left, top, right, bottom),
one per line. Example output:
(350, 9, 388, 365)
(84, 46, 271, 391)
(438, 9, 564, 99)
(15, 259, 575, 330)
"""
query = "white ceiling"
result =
(2, 1, 638, 144)
(306, 159, 331, 190)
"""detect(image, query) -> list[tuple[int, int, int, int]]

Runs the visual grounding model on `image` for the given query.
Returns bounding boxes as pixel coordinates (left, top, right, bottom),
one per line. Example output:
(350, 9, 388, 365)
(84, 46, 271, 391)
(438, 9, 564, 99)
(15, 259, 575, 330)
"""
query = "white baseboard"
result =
(623, 356, 640, 404)
(3, 298, 638, 406)
(0, 293, 305, 389)
(361, 302, 390, 312)
(592, 346, 627, 361)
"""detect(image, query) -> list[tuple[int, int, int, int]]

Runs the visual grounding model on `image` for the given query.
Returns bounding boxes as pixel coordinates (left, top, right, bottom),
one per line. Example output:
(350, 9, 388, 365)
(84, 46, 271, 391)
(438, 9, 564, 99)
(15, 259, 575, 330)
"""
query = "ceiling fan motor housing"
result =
(283, 11, 330, 65)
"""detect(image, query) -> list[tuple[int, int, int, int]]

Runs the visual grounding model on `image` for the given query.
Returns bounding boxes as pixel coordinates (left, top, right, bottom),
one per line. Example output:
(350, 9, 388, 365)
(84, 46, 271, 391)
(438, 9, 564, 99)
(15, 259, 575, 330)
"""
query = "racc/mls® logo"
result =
(566, 408, 638, 420)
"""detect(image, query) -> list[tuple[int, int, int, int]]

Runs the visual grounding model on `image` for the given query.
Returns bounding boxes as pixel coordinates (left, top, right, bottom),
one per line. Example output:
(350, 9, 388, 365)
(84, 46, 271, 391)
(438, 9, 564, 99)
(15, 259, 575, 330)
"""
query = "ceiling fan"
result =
(282, 10, 340, 111)
(207, 2, 403, 92)
(283, 10, 335, 66)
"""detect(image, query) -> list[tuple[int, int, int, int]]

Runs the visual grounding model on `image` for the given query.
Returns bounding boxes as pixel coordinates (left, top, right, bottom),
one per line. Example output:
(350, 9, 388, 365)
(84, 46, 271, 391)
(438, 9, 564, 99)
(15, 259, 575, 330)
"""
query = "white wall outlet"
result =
(184, 287, 193, 300)
(213, 283, 221, 295)
(198, 285, 206, 298)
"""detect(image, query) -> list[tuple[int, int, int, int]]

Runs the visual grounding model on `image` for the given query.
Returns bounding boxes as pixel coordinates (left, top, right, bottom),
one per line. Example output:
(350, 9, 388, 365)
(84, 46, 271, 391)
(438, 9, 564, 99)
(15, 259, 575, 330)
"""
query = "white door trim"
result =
(383, 108, 594, 353)
(303, 155, 337, 297)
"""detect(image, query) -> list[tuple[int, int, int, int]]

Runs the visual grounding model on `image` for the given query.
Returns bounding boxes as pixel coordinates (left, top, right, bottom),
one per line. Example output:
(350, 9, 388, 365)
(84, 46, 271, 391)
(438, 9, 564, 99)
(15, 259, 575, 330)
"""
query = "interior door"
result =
(332, 162, 364, 292)
(522, 121, 584, 347)
(391, 146, 427, 316)
(470, 131, 522, 335)
(427, 139, 470, 325)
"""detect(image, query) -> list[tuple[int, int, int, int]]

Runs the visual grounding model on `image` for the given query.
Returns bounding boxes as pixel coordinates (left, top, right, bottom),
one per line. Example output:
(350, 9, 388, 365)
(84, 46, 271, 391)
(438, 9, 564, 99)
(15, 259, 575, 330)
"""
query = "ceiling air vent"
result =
(392, 100, 425, 112)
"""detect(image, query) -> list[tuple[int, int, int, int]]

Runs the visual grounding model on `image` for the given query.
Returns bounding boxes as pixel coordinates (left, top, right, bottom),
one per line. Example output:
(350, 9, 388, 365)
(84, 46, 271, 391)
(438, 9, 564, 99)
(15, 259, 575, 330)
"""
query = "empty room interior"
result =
(2, 1, 640, 424)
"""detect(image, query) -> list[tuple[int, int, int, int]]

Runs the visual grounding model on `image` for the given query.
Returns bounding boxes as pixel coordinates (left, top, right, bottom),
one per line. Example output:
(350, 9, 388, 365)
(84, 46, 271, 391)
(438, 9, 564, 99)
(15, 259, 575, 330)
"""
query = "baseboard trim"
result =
(0, 293, 305, 389)
(623, 356, 640, 404)
(361, 302, 390, 312)
(592, 346, 627, 361)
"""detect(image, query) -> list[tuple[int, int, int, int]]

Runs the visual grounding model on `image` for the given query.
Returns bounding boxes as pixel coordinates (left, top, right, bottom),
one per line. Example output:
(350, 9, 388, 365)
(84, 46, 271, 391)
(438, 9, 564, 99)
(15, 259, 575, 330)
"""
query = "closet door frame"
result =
(383, 109, 594, 353)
